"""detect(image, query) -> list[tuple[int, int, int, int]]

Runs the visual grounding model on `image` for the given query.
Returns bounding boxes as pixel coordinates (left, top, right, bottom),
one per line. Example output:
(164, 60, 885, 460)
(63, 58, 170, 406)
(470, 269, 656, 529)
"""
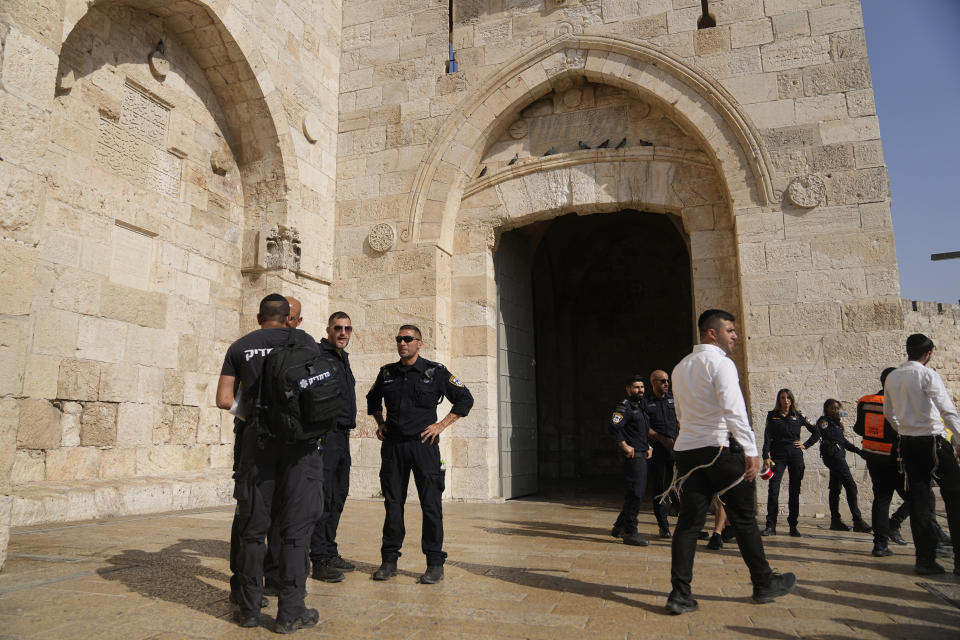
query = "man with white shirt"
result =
(883, 333, 960, 576)
(665, 309, 796, 614)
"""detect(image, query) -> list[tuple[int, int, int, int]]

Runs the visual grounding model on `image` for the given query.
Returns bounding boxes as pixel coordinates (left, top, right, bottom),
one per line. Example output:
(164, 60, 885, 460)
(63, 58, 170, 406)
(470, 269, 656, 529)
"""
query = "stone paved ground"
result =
(1, 492, 958, 639)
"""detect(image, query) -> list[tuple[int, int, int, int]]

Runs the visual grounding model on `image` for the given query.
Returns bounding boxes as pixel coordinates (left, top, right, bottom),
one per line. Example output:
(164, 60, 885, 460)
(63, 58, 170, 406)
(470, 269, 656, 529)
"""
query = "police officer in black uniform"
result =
(646, 370, 679, 539)
(216, 294, 323, 633)
(610, 375, 654, 547)
(810, 399, 872, 534)
(310, 311, 358, 582)
(367, 324, 474, 584)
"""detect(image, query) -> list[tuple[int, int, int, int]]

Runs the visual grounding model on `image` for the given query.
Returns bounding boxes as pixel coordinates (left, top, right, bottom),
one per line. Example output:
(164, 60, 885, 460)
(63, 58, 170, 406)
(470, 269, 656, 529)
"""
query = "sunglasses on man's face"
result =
(332, 325, 352, 333)
(395, 335, 418, 344)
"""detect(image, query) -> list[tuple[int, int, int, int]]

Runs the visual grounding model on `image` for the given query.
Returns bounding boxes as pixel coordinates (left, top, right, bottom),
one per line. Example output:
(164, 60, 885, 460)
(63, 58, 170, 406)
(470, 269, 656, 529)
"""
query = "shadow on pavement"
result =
(96, 538, 236, 620)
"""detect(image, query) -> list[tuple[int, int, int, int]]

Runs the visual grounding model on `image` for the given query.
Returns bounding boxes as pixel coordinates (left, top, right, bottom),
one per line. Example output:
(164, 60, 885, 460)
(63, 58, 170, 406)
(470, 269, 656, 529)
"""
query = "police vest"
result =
(855, 394, 896, 455)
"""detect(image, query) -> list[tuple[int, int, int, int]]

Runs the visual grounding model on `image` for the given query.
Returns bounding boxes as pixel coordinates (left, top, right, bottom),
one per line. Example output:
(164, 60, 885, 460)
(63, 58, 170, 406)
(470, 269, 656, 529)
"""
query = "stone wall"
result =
(0, 0, 341, 569)
(903, 299, 960, 407)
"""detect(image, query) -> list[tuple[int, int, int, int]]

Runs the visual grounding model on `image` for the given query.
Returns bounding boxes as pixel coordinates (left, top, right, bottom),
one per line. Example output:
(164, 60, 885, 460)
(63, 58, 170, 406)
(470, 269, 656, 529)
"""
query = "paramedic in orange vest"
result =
(854, 367, 907, 558)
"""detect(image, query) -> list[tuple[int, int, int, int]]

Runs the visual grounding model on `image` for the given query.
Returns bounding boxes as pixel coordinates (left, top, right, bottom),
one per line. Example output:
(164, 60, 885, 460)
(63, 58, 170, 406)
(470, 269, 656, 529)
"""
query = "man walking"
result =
(367, 325, 474, 584)
(609, 375, 653, 547)
(883, 333, 960, 575)
(665, 309, 796, 614)
(311, 311, 358, 582)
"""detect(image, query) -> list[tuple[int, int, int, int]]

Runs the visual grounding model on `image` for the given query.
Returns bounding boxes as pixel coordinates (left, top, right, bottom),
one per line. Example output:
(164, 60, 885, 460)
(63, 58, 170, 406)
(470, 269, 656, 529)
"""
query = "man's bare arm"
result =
(216, 375, 236, 410)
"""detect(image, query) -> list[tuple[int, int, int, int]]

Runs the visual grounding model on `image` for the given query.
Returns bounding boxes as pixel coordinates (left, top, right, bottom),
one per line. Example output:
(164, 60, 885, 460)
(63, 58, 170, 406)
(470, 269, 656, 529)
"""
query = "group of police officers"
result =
(217, 296, 959, 630)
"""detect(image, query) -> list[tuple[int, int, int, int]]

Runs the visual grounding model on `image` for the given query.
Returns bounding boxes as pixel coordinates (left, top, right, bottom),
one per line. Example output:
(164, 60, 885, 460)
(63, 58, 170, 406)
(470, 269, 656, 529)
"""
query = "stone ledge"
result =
(11, 470, 233, 527)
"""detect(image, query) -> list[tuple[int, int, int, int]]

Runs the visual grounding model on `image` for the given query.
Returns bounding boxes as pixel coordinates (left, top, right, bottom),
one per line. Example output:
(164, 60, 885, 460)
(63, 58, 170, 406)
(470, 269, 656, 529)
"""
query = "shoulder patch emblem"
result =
(449, 374, 464, 387)
(612, 412, 624, 424)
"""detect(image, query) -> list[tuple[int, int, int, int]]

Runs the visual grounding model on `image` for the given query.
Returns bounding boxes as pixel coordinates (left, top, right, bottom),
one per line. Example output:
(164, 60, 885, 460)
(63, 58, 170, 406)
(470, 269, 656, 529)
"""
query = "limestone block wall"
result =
(332, 0, 902, 509)
(0, 0, 341, 568)
(903, 300, 960, 406)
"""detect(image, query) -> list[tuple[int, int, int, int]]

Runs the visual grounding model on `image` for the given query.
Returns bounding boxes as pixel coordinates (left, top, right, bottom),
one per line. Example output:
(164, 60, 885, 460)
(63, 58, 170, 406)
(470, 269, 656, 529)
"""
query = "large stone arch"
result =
(401, 34, 776, 254)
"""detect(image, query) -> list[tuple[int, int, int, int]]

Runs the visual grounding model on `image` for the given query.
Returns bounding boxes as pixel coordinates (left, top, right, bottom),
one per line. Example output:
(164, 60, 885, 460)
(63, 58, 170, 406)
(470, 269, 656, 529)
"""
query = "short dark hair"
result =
(823, 398, 841, 415)
(398, 324, 422, 339)
(259, 293, 290, 321)
(328, 311, 350, 326)
(880, 367, 896, 388)
(627, 374, 645, 387)
(698, 309, 735, 336)
(905, 333, 934, 360)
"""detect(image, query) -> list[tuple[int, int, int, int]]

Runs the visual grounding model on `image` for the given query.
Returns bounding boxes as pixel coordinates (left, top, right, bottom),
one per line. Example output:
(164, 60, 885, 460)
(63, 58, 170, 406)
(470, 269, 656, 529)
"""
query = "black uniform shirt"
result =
(220, 327, 320, 417)
(761, 410, 818, 459)
(811, 415, 861, 460)
(645, 392, 679, 440)
(366, 356, 474, 437)
(320, 338, 357, 428)
(609, 397, 650, 451)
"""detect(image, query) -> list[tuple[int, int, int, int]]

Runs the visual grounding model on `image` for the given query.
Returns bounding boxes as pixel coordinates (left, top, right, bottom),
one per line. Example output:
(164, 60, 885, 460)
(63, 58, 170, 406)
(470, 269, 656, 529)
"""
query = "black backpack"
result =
(257, 330, 342, 443)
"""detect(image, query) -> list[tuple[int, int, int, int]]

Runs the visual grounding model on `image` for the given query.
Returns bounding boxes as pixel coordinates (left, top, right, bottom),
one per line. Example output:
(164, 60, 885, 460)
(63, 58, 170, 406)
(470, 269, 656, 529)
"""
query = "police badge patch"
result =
(611, 412, 624, 424)
(449, 374, 464, 387)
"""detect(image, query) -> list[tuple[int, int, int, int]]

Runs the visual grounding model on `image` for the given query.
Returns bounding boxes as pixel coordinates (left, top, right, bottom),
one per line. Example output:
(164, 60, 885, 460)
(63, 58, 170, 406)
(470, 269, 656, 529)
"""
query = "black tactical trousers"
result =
(234, 427, 323, 623)
(901, 435, 960, 566)
(311, 428, 352, 562)
(765, 450, 805, 529)
(380, 437, 447, 566)
(823, 454, 863, 522)
(649, 444, 674, 528)
(614, 456, 648, 535)
(865, 453, 908, 548)
(670, 446, 772, 600)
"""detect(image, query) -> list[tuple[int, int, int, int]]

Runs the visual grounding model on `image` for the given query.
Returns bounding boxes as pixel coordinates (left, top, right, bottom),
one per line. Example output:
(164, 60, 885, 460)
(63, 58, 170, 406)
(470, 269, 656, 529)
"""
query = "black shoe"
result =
(752, 572, 797, 604)
(229, 591, 269, 609)
(665, 596, 698, 615)
(761, 526, 776, 537)
(788, 526, 801, 538)
(312, 559, 345, 583)
(326, 555, 356, 572)
(872, 546, 893, 557)
(373, 561, 398, 581)
(888, 527, 907, 545)
(659, 526, 672, 539)
(668, 504, 680, 517)
(275, 608, 319, 634)
(697, 531, 710, 540)
(623, 533, 650, 547)
(853, 520, 872, 534)
(419, 565, 444, 584)
(721, 526, 736, 542)
(914, 561, 945, 575)
(707, 533, 723, 550)
(935, 544, 951, 558)
(829, 520, 851, 532)
(233, 609, 259, 628)
(611, 524, 625, 539)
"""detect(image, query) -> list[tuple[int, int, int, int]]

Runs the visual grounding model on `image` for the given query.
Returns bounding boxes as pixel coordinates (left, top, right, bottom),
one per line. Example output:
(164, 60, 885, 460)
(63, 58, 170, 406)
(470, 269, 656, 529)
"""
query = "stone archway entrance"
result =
(496, 210, 693, 498)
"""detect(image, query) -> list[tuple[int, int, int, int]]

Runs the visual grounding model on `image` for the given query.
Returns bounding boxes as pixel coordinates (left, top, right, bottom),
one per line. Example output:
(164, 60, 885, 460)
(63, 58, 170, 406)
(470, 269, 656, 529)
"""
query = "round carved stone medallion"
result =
(368, 223, 396, 252)
(786, 174, 826, 208)
(508, 119, 528, 140)
(563, 88, 582, 108)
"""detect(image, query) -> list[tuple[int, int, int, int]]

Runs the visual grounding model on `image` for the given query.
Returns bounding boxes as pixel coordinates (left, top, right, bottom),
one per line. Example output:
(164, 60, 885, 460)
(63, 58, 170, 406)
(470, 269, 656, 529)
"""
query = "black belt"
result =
(899, 434, 936, 439)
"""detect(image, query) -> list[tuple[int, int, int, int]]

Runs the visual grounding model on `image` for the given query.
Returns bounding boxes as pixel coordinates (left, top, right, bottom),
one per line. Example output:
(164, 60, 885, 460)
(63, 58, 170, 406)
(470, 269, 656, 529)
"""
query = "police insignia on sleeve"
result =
(449, 375, 464, 387)
(612, 412, 624, 424)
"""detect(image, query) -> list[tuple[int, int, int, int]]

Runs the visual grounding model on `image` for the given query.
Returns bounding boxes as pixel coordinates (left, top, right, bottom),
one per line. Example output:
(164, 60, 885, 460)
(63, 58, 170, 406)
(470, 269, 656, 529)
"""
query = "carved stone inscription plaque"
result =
(528, 106, 627, 155)
(96, 84, 181, 198)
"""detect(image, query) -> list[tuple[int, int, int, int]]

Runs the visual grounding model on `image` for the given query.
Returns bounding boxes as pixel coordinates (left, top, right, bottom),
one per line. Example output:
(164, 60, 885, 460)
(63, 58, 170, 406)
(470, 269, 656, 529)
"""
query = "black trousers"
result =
(311, 428, 352, 561)
(614, 456, 648, 535)
(865, 453, 908, 548)
(649, 444, 674, 528)
(823, 454, 863, 522)
(380, 437, 447, 566)
(670, 446, 772, 600)
(765, 450, 804, 529)
(900, 435, 960, 566)
(234, 427, 323, 623)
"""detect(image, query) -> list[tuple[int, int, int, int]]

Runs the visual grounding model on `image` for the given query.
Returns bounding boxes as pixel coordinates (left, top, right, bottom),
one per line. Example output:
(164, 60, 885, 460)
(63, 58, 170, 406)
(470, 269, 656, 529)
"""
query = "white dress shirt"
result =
(883, 360, 960, 440)
(671, 344, 759, 457)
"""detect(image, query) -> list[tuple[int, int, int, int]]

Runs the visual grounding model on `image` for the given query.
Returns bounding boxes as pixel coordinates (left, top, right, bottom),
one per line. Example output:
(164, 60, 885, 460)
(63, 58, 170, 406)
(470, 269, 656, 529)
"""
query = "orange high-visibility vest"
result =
(857, 394, 895, 455)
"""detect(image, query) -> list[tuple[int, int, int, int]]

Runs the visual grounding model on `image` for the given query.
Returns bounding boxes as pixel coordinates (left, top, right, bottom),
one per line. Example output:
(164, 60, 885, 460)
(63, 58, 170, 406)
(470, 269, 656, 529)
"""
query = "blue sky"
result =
(861, 1, 960, 304)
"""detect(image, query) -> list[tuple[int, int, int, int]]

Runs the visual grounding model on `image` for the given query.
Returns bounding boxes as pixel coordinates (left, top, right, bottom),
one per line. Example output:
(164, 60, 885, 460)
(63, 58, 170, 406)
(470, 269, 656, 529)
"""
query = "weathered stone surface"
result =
(99, 282, 167, 329)
(17, 399, 61, 450)
(115, 403, 154, 447)
(59, 401, 82, 447)
(0, 398, 19, 494)
(45, 447, 101, 481)
(79, 402, 117, 446)
(841, 299, 904, 332)
(58, 359, 101, 401)
(0, 241, 37, 315)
